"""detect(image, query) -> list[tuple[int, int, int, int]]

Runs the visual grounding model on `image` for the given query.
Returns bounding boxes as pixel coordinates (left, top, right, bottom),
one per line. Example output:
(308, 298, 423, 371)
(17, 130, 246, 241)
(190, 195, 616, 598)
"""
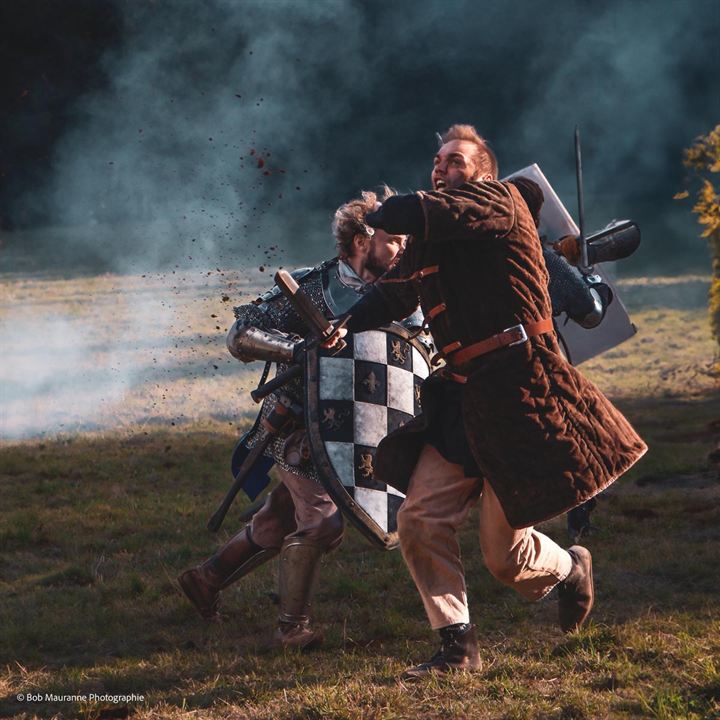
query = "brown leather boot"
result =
(558, 545, 594, 633)
(274, 538, 324, 650)
(401, 623, 482, 680)
(177, 527, 277, 620)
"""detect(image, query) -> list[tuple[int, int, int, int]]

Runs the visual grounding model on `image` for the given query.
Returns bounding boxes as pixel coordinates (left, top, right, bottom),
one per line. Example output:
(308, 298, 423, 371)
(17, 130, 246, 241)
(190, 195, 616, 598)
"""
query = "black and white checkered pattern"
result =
(317, 329, 430, 533)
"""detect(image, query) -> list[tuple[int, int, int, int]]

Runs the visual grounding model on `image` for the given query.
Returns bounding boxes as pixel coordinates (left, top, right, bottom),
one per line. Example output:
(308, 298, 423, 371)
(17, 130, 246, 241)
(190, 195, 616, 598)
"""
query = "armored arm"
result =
(227, 323, 298, 363)
(227, 290, 305, 364)
(546, 219, 639, 329)
(544, 249, 612, 329)
(553, 220, 641, 267)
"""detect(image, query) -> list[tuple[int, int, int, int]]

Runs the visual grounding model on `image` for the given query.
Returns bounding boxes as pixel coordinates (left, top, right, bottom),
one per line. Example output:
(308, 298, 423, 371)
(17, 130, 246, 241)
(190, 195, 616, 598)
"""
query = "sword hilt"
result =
(275, 269, 335, 340)
(250, 364, 303, 403)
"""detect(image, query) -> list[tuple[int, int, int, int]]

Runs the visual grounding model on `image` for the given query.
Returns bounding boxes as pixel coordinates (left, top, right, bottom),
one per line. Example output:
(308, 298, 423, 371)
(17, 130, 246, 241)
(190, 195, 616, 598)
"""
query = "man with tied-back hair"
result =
(324, 124, 647, 678)
(178, 188, 407, 649)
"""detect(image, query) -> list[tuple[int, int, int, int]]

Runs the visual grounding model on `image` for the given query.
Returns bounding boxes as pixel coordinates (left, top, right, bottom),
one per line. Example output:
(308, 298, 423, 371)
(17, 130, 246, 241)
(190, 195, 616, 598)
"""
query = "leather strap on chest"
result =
(380, 264, 440, 284)
(381, 265, 447, 342)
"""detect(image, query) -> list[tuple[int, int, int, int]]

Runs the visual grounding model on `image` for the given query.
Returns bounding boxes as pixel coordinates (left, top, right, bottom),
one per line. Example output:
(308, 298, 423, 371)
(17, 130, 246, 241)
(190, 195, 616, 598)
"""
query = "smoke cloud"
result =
(7, 0, 718, 275)
(0, 270, 263, 439)
(1, 0, 717, 439)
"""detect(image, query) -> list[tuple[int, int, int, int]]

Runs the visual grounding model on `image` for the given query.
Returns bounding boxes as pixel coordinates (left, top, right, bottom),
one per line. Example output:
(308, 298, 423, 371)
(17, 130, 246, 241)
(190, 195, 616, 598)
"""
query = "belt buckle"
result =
(503, 323, 528, 346)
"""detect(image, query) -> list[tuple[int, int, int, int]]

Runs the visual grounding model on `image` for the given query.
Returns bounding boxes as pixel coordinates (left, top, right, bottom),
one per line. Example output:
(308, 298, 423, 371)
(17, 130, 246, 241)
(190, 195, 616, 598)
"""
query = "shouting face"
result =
(431, 139, 491, 191)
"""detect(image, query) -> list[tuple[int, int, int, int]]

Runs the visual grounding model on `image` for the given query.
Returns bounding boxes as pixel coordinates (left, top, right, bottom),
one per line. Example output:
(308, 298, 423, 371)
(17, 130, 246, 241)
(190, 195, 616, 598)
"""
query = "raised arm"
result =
(366, 181, 515, 244)
(344, 245, 420, 333)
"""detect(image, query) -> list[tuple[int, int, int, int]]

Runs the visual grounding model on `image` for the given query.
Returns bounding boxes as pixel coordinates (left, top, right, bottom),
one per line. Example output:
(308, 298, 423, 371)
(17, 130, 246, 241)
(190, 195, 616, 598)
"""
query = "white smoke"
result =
(0, 271, 262, 439)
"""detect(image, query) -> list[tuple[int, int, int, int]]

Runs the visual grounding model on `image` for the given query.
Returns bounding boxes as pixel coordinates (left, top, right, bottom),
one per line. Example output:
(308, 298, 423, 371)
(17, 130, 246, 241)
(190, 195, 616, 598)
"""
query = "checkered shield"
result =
(305, 323, 431, 550)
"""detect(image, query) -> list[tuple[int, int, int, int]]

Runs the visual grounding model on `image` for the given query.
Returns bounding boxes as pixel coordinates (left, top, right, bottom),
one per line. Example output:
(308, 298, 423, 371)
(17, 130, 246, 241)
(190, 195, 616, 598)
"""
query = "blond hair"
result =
(332, 185, 396, 259)
(441, 124, 498, 180)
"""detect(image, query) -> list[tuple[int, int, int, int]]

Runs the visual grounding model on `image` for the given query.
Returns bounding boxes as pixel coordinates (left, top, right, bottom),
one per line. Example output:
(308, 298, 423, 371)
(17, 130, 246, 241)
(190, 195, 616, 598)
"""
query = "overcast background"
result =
(1, 0, 718, 277)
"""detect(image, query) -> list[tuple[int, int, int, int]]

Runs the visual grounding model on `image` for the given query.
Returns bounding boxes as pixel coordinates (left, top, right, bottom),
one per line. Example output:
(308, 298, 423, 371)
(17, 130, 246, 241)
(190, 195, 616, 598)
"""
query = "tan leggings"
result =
(398, 444, 572, 629)
(250, 466, 344, 551)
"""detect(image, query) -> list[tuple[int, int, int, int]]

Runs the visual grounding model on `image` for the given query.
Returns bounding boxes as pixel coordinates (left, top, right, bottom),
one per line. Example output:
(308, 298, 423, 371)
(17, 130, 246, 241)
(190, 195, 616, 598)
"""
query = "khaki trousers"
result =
(398, 444, 573, 629)
(250, 466, 344, 551)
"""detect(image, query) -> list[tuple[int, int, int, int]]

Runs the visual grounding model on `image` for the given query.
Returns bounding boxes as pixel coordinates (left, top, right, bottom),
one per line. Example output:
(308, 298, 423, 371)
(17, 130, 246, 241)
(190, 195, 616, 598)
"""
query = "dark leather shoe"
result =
(558, 545, 594, 633)
(178, 567, 220, 620)
(402, 623, 482, 680)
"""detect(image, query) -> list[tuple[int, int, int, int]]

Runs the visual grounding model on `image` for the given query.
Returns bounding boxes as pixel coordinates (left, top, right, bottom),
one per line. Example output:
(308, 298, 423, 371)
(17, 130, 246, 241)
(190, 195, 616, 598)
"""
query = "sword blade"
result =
(575, 126, 591, 273)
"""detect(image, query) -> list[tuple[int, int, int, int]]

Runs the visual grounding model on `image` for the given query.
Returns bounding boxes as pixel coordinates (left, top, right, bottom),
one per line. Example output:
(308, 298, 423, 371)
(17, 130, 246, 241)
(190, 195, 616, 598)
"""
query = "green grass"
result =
(1, 274, 719, 718)
(1, 395, 719, 719)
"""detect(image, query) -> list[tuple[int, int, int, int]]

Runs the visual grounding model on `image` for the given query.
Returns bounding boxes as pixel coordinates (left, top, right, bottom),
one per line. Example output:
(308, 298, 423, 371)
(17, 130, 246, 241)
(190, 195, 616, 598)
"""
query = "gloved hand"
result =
(588, 280, 613, 309)
(570, 278, 613, 328)
(553, 235, 581, 266)
(366, 194, 425, 237)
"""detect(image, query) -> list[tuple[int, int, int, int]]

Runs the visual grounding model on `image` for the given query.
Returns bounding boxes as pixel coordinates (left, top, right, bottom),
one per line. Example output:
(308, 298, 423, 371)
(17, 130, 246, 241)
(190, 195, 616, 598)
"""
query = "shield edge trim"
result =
(305, 323, 431, 551)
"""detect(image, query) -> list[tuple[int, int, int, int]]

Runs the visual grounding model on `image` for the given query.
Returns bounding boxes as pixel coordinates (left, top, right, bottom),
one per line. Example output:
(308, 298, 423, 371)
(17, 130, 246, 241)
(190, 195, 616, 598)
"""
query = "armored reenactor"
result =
(325, 124, 647, 678)
(178, 189, 407, 649)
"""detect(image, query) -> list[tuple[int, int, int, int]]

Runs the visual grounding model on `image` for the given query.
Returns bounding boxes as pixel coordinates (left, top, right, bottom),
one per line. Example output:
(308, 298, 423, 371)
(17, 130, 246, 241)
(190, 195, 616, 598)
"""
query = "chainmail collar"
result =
(337, 259, 372, 294)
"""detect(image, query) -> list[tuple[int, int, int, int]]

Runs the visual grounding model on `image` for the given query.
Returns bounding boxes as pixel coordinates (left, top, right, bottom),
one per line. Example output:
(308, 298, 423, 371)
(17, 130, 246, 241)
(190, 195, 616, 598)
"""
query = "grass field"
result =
(1, 272, 719, 719)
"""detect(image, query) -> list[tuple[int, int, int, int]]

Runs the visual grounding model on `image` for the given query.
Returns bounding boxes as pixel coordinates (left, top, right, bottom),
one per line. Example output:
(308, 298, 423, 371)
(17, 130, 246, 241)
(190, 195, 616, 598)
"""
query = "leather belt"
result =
(445, 318, 554, 368)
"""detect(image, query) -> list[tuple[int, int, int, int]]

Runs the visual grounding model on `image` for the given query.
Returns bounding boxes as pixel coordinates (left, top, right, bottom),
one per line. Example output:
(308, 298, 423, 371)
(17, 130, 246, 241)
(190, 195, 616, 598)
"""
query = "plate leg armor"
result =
(178, 527, 277, 620)
(275, 538, 325, 649)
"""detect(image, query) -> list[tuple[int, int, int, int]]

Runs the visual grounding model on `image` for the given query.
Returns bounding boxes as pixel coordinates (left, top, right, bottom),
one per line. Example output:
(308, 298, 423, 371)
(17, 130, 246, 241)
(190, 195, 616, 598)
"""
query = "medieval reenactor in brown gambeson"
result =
(324, 124, 647, 679)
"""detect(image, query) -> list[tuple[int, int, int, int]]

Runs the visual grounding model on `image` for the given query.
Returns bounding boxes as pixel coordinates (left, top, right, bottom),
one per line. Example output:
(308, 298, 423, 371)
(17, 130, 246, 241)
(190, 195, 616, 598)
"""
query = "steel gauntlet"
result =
(573, 278, 613, 329)
(227, 322, 297, 363)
